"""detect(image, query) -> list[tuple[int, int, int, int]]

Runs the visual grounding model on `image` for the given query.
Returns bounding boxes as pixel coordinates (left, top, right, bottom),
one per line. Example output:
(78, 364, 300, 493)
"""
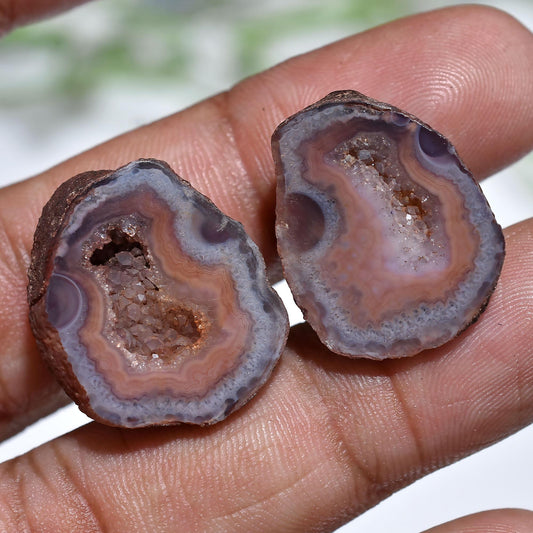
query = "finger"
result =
(0, 4, 531, 438)
(0, 216, 531, 532)
(0, 0, 90, 36)
(9, 5, 533, 261)
(284, 219, 533, 526)
(423, 509, 533, 533)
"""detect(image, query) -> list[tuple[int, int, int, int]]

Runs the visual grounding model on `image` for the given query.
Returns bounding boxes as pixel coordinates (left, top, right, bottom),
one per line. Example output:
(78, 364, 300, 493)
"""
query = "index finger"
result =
(0, 4, 531, 439)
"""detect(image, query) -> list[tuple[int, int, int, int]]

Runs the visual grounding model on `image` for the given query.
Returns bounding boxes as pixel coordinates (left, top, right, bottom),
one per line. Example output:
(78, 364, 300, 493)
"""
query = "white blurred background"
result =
(0, 1, 532, 531)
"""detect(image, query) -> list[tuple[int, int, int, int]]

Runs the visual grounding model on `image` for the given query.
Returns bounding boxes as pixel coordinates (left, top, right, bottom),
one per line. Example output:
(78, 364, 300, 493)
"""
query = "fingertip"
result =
(423, 508, 533, 533)
(0, 0, 90, 36)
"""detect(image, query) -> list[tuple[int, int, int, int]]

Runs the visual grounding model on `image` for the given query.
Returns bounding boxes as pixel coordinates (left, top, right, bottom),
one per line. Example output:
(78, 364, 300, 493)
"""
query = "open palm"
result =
(0, 2, 532, 531)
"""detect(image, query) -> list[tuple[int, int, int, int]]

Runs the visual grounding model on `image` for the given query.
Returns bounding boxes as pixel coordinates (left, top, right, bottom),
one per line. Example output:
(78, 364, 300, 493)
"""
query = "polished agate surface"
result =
(28, 159, 288, 427)
(273, 91, 505, 359)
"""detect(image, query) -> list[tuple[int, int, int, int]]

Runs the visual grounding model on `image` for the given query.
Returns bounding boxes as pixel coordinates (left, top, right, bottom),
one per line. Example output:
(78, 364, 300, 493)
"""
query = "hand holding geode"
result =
(28, 159, 289, 427)
(273, 91, 505, 359)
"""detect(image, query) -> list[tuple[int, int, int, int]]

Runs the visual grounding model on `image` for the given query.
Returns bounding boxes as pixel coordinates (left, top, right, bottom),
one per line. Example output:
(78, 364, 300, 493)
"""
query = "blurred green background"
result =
(0, 2, 532, 532)
(1, 0, 532, 226)
(2, 0, 407, 106)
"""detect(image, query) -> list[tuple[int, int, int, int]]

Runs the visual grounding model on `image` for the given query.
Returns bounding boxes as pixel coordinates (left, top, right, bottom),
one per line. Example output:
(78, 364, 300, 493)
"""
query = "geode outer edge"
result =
(28, 159, 289, 427)
(273, 90, 505, 359)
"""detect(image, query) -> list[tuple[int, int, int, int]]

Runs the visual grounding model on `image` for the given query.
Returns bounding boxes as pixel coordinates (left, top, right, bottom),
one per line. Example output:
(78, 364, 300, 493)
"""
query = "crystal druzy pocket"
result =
(28, 159, 288, 427)
(273, 91, 505, 359)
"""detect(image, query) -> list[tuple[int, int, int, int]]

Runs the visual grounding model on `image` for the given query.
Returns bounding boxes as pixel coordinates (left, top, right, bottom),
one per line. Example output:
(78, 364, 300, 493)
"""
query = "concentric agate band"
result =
(28, 159, 289, 427)
(273, 91, 504, 358)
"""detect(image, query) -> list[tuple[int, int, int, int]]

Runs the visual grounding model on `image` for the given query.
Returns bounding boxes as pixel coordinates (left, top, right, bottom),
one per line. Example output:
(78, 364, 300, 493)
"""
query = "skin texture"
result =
(0, 1, 532, 531)
(422, 509, 533, 533)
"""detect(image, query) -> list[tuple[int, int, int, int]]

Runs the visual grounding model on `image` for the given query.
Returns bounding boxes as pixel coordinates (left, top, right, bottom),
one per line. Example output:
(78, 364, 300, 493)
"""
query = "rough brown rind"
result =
(29, 169, 113, 424)
(28, 169, 111, 307)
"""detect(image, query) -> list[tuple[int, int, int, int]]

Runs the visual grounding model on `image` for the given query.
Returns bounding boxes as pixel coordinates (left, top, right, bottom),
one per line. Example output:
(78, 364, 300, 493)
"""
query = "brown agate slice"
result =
(28, 159, 288, 427)
(273, 91, 505, 359)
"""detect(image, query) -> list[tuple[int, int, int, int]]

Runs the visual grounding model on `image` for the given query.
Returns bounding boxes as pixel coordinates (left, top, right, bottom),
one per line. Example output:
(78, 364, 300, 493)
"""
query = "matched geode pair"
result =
(27, 91, 505, 428)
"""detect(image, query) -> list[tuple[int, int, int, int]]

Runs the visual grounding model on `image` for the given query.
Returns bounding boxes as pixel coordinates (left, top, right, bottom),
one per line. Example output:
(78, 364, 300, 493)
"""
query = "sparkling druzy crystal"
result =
(28, 159, 289, 427)
(273, 91, 505, 359)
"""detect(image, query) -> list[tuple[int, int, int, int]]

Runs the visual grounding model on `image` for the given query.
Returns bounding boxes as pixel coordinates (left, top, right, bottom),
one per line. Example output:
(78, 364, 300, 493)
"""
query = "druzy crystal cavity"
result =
(273, 91, 505, 359)
(28, 159, 289, 427)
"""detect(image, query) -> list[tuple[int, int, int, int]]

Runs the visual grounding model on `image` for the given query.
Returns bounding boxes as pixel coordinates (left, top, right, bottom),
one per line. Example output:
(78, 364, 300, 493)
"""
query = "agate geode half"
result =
(273, 90, 505, 359)
(28, 159, 288, 427)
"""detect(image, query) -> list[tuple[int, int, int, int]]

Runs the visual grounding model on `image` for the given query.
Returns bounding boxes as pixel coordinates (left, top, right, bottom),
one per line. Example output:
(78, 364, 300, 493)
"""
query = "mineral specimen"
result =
(28, 159, 288, 427)
(273, 91, 505, 359)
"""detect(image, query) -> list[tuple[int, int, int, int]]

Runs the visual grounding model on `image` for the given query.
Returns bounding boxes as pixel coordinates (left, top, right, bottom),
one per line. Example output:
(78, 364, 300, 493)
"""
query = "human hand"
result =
(0, 2, 532, 532)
